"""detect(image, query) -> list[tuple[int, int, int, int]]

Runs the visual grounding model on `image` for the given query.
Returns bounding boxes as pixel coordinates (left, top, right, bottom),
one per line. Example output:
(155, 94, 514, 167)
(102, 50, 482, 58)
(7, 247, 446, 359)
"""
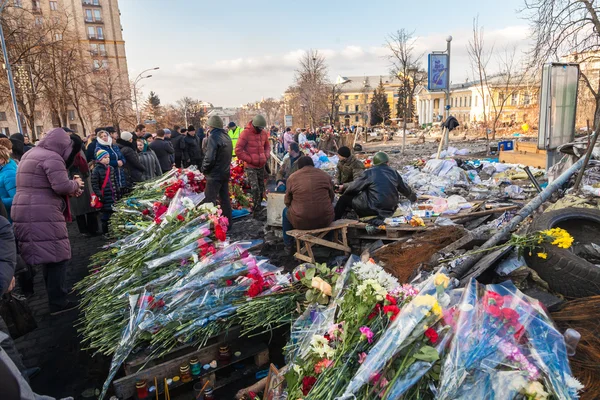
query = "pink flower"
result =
(358, 352, 367, 364)
(359, 326, 374, 344)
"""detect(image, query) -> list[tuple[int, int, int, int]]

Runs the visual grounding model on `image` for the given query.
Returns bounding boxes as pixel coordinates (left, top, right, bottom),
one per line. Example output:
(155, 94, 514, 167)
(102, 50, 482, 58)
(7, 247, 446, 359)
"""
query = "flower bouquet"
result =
(437, 279, 584, 400)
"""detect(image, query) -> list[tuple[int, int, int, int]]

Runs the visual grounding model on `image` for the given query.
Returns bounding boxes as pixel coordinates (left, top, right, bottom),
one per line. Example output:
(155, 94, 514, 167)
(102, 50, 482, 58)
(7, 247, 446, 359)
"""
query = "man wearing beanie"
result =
(202, 116, 233, 225)
(335, 146, 365, 192)
(116, 131, 145, 188)
(227, 122, 242, 157)
(334, 151, 417, 220)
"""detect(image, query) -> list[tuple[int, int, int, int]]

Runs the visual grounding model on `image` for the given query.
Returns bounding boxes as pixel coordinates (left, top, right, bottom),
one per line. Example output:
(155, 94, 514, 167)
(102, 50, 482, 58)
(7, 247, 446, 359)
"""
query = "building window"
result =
(459, 97, 463, 107)
(93, 9, 102, 21)
(35, 16, 43, 26)
(499, 92, 505, 103)
(0, 112, 6, 121)
(90, 43, 98, 55)
(36, 126, 43, 137)
(35, 111, 42, 119)
(355, 115, 359, 122)
(69, 124, 78, 132)
(511, 93, 518, 106)
(1, 127, 9, 136)
(85, 9, 93, 21)
(68, 110, 75, 121)
(345, 105, 349, 113)
(354, 95, 359, 100)
(87, 26, 96, 38)
(83, 0, 100, 4)
(523, 93, 531, 105)
(469, 96, 472, 107)
(344, 95, 349, 100)
(54, 33, 63, 41)
(14, 0, 23, 7)
(101, 60, 108, 69)
(96, 27, 104, 39)
(49, 1, 58, 10)
(93, 60, 101, 70)
(98, 43, 106, 56)
(355, 105, 359, 112)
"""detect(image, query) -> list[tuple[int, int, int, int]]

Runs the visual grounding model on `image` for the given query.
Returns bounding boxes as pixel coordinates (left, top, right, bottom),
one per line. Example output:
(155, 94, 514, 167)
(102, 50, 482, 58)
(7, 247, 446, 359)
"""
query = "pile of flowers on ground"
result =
(279, 258, 584, 400)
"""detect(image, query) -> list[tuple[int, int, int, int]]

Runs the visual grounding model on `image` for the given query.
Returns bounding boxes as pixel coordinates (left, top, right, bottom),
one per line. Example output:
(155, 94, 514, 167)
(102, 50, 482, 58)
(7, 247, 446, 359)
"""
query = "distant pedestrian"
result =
(227, 122, 242, 157)
(202, 116, 233, 225)
(95, 130, 127, 190)
(11, 128, 84, 315)
(91, 150, 120, 235)
(183, 126, 202, 168)
(283, 127, 294, 152)
(116, 131, 145, 188)
(235, 114, 270, 217)
(149, 129, 174, 173)
(170, 126, 185, 167)
(0, 145, 17, 221)
(136, 139, 162, 181)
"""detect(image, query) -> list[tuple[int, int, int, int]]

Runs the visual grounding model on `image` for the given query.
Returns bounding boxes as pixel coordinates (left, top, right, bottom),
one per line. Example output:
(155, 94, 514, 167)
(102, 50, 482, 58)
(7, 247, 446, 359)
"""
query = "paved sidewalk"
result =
(14, 223, 110, 399)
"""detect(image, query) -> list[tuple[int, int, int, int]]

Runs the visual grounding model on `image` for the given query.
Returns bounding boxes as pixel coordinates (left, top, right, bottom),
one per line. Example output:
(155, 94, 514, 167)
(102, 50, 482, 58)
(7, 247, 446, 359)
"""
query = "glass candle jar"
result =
(180, 363, 193, 383)
(135, 380, 149, 399)
(190, 357, 201, 377)
(218, 345, 231, 362)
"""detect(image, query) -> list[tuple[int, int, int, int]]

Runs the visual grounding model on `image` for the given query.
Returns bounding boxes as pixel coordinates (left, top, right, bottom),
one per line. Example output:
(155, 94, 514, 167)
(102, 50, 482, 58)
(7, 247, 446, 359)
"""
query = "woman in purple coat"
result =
(11, 128, 84, 315)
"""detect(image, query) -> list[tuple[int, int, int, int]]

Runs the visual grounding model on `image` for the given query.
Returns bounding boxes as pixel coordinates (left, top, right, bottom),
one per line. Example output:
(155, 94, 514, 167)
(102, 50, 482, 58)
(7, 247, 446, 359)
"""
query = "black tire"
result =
(524, 208, 600, 298)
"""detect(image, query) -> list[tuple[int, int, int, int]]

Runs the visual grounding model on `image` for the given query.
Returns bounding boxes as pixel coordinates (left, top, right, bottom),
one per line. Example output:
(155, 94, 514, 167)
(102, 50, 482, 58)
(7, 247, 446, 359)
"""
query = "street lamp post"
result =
(0, 0, 23, 134)
(444, 36, 452, 148)
(133, 67, 159, 124)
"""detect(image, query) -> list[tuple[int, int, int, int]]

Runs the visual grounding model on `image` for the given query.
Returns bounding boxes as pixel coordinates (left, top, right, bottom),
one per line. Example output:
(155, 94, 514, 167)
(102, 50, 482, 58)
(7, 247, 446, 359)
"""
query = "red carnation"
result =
(215, 224, 227, 242)
(226, 280, 233, 286)
(383, 304, 400, 321)
(483, 291, 504, 307)
(301, 376, 317, 395)
(141, 209, 150, 216)
(385, 294, 397, 305)
(501, 307, 520, 325)
(176, 215, 185, 221)
(368, 303, 382, 320)
(487, 304, 502, 319)
(424, 327, 439, 344)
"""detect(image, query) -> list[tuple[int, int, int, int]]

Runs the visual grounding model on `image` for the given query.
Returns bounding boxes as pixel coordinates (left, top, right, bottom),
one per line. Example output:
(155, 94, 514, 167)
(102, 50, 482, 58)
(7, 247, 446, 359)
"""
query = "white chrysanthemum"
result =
(181, 197, 195, 211)
(292, 364, 303, 376)
(565, 375, 584, 392)
(352, 261, 399, 292)
(356, 279, 388, 300)
(525, 381, 549, 400)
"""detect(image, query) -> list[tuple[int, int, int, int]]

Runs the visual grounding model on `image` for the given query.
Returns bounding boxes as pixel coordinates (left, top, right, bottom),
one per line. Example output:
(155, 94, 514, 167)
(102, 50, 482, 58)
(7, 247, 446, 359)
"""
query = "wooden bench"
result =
(287, 219, 358, 263)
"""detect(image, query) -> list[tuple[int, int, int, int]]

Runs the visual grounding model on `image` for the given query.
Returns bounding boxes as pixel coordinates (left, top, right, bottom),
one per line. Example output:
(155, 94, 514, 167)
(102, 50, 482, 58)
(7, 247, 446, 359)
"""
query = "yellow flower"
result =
(434, 273, 450, 288)
(431, 302, 442, 316)
(413, 294, 437, 308)
(537, 252, 547, 259)
(540, 228, 574, 249)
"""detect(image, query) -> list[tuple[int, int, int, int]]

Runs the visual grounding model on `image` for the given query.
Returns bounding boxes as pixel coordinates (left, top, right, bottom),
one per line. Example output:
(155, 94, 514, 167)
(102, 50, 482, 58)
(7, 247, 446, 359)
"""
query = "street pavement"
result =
(15, 223, 111, 399)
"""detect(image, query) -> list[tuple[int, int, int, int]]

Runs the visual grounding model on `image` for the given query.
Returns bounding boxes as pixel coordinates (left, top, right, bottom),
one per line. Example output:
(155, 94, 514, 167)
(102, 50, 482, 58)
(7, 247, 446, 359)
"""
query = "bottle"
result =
(135, 380, 149, 399)
(190, 357, 201, 377)
(204, 388, 215, 400)
(218, 345, 231, 363)
(179, 363, 192, 383)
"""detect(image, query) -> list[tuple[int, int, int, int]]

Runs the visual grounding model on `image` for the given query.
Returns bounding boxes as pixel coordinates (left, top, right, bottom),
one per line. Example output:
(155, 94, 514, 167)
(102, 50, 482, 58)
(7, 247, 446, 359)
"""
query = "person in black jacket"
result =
(183, 125, 203, 168)
(116, 131, 145, 189)
(149, 129, 174, 173)
(334, 151, 417, 220)
(91, 150, 120, 234)
(86, 127, 102, 161)
(201, 116, 233, 225)
(170, 127, 185, 168)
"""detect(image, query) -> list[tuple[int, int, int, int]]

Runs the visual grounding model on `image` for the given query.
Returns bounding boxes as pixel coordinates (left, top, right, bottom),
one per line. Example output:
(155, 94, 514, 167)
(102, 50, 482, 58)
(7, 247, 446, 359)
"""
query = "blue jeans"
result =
(282, 207, 294, 246)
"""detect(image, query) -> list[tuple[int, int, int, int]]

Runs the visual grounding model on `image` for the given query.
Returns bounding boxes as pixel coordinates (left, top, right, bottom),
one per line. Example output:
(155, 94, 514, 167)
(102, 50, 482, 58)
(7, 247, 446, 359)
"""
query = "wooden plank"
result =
(353, 222, 429, 232)
(287, 219, 357, 236)
(123, 326, 242, 375)
(305, 241, 315, 262)
(448, 205, 520, 220)
(298, 234, 351, 253)
(294, 252, 314, 263)
(499, 149, 546, 168)
(113, 340, 268, 399)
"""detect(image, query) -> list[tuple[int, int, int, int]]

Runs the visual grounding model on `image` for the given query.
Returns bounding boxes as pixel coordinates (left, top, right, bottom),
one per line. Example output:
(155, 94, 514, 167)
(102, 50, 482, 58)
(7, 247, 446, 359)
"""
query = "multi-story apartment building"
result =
(336, 75, 401, 127)
(416, 75, 540, 128)
(0, 0, 129, 138)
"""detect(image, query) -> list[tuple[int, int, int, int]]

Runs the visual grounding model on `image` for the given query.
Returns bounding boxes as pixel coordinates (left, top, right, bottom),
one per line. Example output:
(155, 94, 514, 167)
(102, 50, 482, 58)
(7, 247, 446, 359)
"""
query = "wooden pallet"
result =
(287, 219, 357, 263)
(499, 141, 546, 168)
(113, 336, 269, 399)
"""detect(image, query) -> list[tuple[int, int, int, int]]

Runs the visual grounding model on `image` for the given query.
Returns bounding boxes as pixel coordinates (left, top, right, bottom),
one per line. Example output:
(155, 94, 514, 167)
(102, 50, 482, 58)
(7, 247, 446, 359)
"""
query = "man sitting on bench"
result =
(283, 156, 335, 253)
(334, 151, 417, 221)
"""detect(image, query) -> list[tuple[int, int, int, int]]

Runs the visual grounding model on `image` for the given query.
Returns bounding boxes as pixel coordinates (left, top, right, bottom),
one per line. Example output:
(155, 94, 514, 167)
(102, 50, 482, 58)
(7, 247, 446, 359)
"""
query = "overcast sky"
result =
(120, 0, 531, 107)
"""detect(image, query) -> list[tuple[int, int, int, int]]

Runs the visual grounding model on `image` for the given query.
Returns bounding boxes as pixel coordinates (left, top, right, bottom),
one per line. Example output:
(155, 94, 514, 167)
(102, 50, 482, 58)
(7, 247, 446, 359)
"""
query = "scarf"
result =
(97, 136, 112, 146)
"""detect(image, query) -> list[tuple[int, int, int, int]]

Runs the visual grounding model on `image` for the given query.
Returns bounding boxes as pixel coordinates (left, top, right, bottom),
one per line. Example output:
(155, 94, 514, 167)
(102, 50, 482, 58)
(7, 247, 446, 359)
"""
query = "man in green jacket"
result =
(227, 121, 242, 157)
(335, 146, 365, 192)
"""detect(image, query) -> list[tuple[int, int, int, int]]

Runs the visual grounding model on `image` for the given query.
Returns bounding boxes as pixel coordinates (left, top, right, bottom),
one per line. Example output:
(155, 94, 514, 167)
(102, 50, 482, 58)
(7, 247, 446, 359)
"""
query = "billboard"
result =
(284, 115, 293, 127)
(538, 63, 579, 150)
(428, 53, 449, 92)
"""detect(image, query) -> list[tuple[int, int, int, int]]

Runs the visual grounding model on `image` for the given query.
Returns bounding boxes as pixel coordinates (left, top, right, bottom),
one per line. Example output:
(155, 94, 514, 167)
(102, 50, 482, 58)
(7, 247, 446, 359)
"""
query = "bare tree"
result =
(295, 50, 330, 129)
(523, 0, 600, 132)
(467, 16, 493, 143)
(386, 29, 426, 152)
(89, 69, 135, 131)
(259, 97, 283, 127)
(467, 17, 529, 141)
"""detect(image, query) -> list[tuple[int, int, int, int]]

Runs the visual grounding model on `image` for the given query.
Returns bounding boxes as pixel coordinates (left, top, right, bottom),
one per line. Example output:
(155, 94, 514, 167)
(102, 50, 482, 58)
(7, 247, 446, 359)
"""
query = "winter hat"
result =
(228, 121, 236, 128)
(252, 115, 267, 129)
(96, 149, 109, 161)
(187, 125, 195, 132)
(120, 131, 133, 141)
(337, 146, 351, 158)
(297, 156, 314, 169)
(207, 115, 224, 129)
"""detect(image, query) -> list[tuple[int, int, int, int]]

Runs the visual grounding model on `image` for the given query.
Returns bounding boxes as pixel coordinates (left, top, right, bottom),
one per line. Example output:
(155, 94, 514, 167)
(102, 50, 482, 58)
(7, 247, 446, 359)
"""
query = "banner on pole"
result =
(427, 53, 449, 92)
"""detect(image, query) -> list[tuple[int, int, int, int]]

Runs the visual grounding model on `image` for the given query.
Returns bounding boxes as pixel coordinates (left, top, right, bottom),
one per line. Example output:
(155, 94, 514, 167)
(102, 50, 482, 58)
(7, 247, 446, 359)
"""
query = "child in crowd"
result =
(91, 150, 120, 235)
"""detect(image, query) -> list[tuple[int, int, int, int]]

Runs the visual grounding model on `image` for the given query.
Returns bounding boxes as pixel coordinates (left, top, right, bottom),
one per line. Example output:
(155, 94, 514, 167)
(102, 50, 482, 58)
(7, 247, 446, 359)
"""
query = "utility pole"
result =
(0, 0, 24, 134)
(444, 36, 452, 148)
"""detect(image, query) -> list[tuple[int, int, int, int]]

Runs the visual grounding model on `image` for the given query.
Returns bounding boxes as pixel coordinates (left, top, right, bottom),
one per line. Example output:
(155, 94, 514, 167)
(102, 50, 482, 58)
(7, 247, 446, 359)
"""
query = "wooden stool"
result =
(287, 219, 357, 263)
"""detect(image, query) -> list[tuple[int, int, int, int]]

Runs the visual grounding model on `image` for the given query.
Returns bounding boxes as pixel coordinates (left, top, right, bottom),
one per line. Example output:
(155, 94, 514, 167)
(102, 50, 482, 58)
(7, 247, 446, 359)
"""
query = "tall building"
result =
(0, 0, 130, 138)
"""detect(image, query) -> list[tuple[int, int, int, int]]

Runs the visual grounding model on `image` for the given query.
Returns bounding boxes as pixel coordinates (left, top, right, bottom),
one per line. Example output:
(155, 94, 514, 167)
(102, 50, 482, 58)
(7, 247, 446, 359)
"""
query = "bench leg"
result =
(342, 227, 349, 255)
